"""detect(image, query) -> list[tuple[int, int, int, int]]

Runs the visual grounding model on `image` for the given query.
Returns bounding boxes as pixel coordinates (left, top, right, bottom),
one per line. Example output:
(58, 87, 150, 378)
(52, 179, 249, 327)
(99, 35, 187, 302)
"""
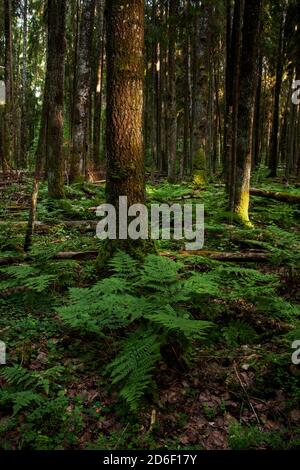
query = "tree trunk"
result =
(92, 0, 105, 177)
(167, 0, 178, 183)
(268, 13, 284, 178)
(105, 0, 145, 207)
(3, 0, 14, 171)
(234, 0, 262, 224)
(191, 0, 208, 185)
(70, 0, 95, 182)
(19, 0, 28, 169)
(47, 0, 67, 198)
(182, 0, 191, 178)
(228, 0, 244, 208)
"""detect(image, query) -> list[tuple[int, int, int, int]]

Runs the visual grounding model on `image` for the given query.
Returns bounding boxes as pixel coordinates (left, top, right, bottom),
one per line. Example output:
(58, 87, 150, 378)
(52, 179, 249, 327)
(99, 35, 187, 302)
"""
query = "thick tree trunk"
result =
(105, 0, 145, 207)
(234, 0, 262, 224)
(47, 0, 67, 198)
(70, 0, 95, 182)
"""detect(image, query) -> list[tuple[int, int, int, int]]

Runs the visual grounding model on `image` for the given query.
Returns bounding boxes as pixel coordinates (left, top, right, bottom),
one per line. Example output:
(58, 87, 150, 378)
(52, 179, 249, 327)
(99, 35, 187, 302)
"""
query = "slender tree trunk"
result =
(70, 0, 95, 182)
(191, 0, 208, 185)
(182, 0, 191, 177)
(269, 13, 284, 178)
(167, 0, 178, 183)
(19, 0, 28, 169)
(3, 0, 14, 171)
(154, 2, 162, 171)
(234, 0, 262, 224)
(47, 0, 67, 198)
(24, 0, 63, 250)
(228, 0, 244, 207)
(252, 50, 263, 170)
(223, 0, 232, 183)
(92, 0, 105, 177)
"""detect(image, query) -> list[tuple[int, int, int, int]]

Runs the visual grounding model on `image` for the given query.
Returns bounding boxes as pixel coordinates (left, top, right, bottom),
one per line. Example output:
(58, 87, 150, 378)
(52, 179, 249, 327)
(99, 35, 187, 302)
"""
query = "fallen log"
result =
(0, 249, 272, 267)
(180, 186, 300, 204)
(177, 250, 271, 262)
(0, 250, 99, 266)
(0, 220, 98, 233)
(0, 256, 27, 266)
(249, 188, 300, 204)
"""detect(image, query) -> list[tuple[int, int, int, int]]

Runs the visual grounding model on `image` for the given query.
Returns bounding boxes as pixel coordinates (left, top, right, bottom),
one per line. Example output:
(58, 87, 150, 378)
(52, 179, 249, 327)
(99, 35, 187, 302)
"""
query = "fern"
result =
(106, 329, 161, 411)
(139, 255, 183, 291)
(11, 391, 44, 415)
(1, 365, 34, 389)
(0, 265, 55, 293)
(145, 305, 212, 339)
(108, 251, 139, 280)
(58, 252, 213, 411)
(222, 321, 259, 347)
(0, 365, 65, 395)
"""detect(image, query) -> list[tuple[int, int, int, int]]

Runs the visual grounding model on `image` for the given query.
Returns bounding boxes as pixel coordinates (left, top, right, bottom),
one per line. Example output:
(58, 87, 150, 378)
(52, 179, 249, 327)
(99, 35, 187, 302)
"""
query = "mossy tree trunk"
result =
(234, 0, 262, 224)
(47, 0, 67, 199)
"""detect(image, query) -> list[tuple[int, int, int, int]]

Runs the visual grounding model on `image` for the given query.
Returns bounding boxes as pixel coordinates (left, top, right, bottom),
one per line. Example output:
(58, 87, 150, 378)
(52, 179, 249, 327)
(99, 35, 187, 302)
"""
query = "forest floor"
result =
(0, 171, 299, 450)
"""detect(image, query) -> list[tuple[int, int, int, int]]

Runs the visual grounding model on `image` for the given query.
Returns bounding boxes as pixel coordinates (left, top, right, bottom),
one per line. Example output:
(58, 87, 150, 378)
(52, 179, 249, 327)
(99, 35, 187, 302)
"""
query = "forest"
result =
(0, 0, 299, 453)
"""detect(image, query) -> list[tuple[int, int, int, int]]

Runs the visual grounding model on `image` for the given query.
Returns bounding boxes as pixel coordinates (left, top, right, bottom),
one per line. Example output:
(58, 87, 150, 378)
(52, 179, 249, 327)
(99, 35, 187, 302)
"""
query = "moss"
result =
(234, 191, 253, 227)
(192, 149, 206, 186)
(193, 170, 206, 186)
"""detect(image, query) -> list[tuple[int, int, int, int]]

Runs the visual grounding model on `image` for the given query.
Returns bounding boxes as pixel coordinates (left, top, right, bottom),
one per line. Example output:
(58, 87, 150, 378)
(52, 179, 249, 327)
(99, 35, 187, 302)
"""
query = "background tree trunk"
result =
(167, 0, 178, 183)
(47, 0, 67, 198)
(3, 0, 14, 171)
(70, 0, 95, 182)
(234, 0, 262, 223)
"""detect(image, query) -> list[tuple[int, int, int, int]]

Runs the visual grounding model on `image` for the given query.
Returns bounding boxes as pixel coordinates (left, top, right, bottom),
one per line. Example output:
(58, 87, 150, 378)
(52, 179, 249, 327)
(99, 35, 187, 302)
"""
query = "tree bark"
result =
(70, 0, 96, 182)
(234, 0, 262, 224)
(268, 12, 284, 178)
(167, 0, 178, 183)
(3, 0, 14, 171)
(191, 0, 208, 185)
(19, 0, 28, 169)
(92, 0, 105, 177)
(106, 0, 145, 207)
(46, 0, 67, 199)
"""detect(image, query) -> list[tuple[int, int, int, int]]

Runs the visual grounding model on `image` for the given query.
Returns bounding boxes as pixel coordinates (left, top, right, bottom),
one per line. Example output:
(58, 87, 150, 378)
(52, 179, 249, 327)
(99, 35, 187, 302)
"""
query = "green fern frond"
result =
(11, 391, 44, 415)
(145, 305, 213, 339)
(106, 329, 161, 410)
(139, 254, 183, 291)
(109, 251, 139, 279)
